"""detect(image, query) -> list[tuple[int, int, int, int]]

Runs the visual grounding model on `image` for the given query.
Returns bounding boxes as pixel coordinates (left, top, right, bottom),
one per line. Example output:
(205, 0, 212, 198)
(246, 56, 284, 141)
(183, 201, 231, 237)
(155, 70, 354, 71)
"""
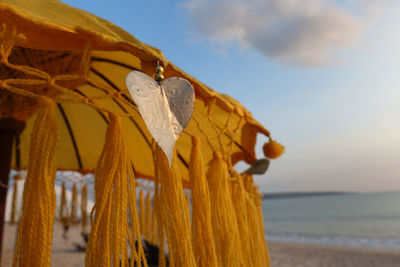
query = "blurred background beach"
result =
(2, 0, 400, 266)
(1, 178, 400, 266)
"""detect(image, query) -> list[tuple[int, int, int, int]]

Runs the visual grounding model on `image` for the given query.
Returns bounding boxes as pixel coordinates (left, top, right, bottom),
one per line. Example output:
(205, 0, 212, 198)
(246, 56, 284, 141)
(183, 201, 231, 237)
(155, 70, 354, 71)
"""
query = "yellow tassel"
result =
(81, 184, 88, 234)
(189, 136, 218, 267)
(144, 191, 151, 240)
(85, 113, 146, 267)
(13, 98, 59, 267)
(255, 203, 271, 266)
(71, 183, 78, 225)
(10, 176, 19, 225)
(263, 138, 285, 159)
(59, 181, 69, 227)
(230, 173, 252, 266)
(207, 152, 244, 267)
(243, 174, 271, 266)
(152, 177, 167, 267)
(153, 144, 196, 266)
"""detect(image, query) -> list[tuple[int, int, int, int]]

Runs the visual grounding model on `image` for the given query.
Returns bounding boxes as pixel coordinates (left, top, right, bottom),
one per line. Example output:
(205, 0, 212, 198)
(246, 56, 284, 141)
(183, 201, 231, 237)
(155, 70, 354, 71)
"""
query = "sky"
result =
(62, 0, 400, 193)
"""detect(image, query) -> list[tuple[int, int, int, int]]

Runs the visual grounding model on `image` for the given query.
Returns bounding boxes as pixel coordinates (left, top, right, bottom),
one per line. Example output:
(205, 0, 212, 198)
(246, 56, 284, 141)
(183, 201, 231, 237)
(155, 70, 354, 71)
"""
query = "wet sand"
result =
(2, 224, 400, 266)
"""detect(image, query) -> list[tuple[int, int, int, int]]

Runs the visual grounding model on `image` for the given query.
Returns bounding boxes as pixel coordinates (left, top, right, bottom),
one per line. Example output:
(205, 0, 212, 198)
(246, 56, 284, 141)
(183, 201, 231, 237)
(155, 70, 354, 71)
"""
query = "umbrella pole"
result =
(0, 118, 25, 263)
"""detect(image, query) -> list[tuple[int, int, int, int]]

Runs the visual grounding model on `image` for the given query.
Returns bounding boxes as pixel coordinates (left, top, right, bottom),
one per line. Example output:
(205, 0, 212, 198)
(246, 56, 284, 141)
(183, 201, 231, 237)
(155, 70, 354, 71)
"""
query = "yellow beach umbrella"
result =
(0, 0, 283, 266)
(2, 0, 270, 181)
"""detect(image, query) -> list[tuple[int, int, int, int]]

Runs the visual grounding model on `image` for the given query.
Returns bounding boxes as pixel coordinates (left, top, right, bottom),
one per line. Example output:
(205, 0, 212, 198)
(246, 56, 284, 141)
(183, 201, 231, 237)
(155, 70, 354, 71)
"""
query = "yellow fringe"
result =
(152, 175, 166, 267)
(153, 144, 196, 266)
(189, 136, 218, 267)
(13, 98, 59, 267)
(71, 183, 78, 225)
(230, 172, 253, 266)
(243, 174, 271, 266)
(263, 138, 285, 159)
(256, 204, 271, 266)
(10, 177, 18, 225)
(85, 113, 147, 267)
(81, 184, 88, 234)
(207, 152, 244, 267)
(127, 155, 147, 266)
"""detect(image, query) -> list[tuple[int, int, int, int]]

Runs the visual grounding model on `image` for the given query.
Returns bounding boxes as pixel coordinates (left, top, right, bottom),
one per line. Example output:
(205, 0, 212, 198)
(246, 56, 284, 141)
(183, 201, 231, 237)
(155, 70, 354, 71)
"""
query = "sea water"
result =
(262, 191, 400, 251)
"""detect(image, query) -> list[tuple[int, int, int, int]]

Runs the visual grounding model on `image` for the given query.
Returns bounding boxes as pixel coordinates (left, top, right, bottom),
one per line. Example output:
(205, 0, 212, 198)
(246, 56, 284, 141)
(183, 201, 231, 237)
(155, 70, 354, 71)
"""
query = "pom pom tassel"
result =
(263, 138, 285, 159)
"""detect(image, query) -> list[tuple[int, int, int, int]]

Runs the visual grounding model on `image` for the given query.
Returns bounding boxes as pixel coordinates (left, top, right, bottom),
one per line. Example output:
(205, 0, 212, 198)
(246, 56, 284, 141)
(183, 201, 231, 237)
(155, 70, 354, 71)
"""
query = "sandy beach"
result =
(268, 241, 400, 267)
(2, 224, 400, 266)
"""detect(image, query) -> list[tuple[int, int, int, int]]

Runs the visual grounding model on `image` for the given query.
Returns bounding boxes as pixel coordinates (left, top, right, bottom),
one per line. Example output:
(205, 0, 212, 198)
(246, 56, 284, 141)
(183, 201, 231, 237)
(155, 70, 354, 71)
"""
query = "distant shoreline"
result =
(261, 191, 356, 200)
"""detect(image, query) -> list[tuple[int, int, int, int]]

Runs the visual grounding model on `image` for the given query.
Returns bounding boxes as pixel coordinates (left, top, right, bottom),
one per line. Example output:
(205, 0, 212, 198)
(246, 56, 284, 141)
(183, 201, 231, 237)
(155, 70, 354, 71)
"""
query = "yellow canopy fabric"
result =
(0, 0, 271, 184)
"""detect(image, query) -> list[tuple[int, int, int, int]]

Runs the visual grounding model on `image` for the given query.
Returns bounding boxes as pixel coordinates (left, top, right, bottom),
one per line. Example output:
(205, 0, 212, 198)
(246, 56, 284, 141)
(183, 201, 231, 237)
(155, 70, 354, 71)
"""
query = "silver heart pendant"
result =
(125, 71, 195, 166)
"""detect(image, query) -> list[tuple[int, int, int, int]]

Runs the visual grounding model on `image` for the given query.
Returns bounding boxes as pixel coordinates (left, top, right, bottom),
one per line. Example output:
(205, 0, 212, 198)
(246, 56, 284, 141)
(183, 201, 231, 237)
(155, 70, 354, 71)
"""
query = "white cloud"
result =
(182, 0, 385, 66)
